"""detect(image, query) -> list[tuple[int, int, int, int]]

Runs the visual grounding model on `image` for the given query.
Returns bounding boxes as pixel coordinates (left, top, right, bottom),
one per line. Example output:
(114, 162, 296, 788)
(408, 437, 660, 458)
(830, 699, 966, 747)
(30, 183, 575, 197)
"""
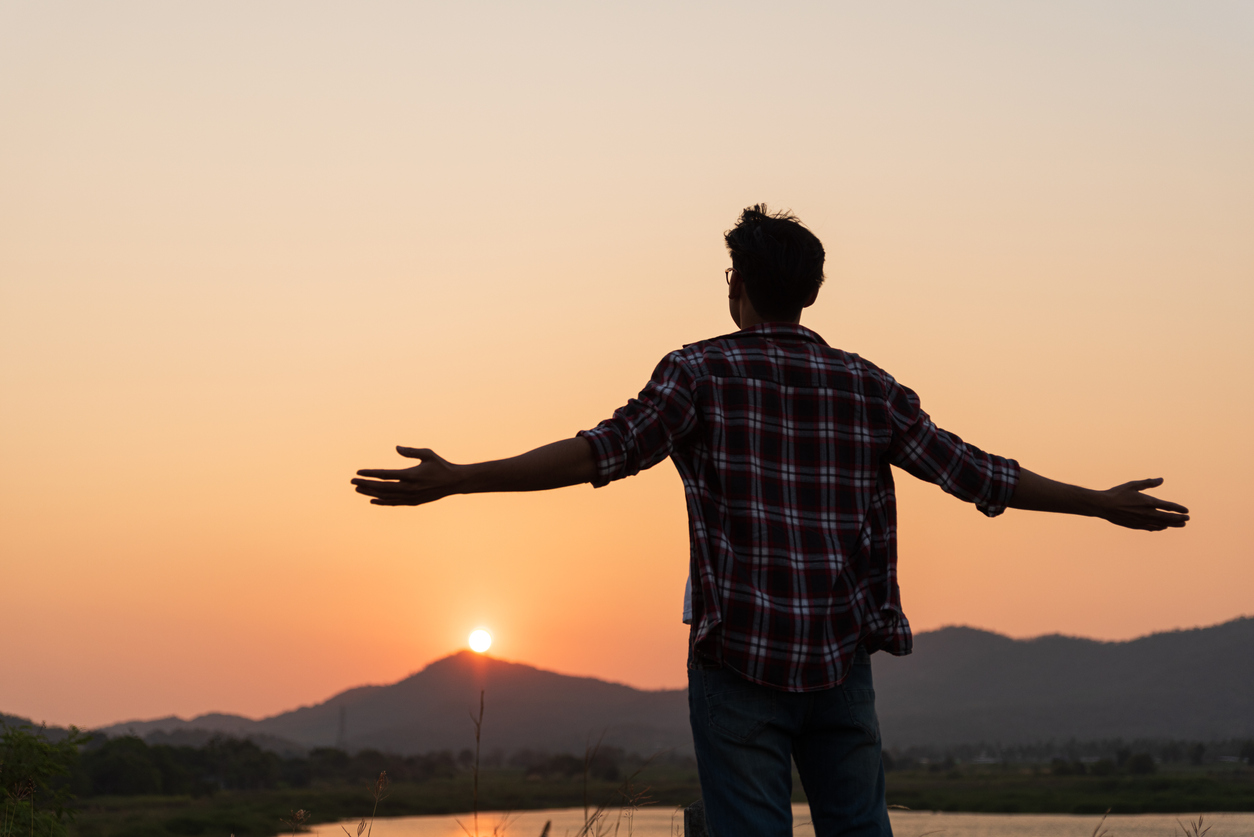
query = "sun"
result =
(468, 629, 492, 653)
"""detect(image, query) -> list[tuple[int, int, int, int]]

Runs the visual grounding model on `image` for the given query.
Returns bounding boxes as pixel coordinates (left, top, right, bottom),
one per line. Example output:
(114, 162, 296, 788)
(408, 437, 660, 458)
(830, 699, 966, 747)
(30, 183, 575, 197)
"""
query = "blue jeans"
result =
(688, 648, 892, 837)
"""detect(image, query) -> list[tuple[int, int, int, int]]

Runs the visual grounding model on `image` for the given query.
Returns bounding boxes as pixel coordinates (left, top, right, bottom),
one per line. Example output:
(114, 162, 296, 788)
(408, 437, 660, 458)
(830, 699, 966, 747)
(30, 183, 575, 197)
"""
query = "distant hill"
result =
(103, 712, 260, 739)
(873, 616, 1254, 747)
(91, 616, 1254, 753)
(101, 652, 690, 757)
(0, 714, 78, 742)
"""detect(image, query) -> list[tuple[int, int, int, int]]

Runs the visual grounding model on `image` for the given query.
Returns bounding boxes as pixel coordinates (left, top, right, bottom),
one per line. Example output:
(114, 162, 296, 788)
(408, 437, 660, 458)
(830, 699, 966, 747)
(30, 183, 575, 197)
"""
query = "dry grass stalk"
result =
(456, 692, 486, 837)
(571, 751, 663, 837)
(582, 730, 607, 830)
(1089, 808, 1112, 837)
(369, 772, 390, 837)
(280, 810, 310, 833)
(340, 772, 388, 837)
(1177, 816, 1211, 837)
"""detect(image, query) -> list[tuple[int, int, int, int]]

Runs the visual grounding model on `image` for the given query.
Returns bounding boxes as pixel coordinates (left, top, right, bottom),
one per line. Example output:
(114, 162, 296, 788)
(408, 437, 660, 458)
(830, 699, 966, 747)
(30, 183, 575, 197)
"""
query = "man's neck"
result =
(739, 314, 803, 330)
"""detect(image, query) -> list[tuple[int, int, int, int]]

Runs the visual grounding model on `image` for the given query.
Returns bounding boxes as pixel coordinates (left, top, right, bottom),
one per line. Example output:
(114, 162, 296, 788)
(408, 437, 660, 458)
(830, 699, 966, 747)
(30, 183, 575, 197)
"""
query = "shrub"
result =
(1050, 758, 1085, 776)
(80, 736, 163, 796)
(1089, 758, 1117, 776)
(1, 723, 86, 837)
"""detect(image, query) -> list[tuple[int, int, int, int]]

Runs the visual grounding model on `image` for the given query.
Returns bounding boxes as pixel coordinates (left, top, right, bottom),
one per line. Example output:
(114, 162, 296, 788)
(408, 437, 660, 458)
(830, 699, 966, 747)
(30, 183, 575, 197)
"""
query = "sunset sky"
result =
(2, 1, 1251, 730)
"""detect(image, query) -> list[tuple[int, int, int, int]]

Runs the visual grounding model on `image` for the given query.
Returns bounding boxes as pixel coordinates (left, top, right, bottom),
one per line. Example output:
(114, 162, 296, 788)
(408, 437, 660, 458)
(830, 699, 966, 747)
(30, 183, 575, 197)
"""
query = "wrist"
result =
(454, 462, 482, 495)
(1083, 487, 1111, 519)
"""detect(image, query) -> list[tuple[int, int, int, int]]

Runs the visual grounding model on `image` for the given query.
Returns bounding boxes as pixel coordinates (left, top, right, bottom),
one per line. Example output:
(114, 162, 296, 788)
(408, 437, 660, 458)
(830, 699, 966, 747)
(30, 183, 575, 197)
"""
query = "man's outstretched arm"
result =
(1009, 469, 1189, 531)
(351, 437, 597, 506)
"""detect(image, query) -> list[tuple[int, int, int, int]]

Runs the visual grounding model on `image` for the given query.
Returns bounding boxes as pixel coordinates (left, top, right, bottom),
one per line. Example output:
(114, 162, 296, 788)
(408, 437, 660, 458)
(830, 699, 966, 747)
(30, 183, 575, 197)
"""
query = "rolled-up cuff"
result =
(976, 458, 1021, 518)
(576, 426, 621, 488)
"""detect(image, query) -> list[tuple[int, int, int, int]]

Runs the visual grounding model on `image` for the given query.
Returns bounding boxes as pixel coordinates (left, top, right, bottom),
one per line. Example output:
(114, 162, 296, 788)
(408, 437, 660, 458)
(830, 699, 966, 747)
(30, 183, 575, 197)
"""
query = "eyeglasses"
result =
(725, 267, 734, 286)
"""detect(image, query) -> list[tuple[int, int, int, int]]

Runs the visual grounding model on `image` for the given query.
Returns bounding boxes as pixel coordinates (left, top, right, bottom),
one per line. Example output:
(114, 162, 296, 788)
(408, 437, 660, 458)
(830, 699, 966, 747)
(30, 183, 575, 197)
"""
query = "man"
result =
(352, 206, 1189, 836)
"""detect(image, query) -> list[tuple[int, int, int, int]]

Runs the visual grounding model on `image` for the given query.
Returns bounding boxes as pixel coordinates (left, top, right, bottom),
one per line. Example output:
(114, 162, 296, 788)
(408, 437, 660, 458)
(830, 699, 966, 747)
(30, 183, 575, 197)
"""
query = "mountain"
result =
(259, 652, 690, 756)
(92, 616, 1254, 753)
(0, 714, 79, 742)
(101, 652, 690, 757)
(102, 713, 259, 739)
(872, 616, 1254, 747)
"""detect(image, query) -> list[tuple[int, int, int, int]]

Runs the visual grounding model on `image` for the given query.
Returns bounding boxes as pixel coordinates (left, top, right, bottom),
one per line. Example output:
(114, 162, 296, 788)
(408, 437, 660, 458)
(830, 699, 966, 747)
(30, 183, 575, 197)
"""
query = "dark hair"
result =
(724, 204, 825, 321)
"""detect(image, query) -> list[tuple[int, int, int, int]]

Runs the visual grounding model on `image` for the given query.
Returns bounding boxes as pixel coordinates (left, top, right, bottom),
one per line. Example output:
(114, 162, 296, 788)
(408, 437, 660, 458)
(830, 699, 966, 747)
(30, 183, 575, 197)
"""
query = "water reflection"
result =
(294, 808, 1254, 837)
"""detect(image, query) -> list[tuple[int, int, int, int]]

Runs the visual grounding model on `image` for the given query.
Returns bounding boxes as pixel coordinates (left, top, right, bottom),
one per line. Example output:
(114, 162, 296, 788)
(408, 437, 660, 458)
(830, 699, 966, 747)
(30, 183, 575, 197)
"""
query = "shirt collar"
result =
(719, 322, 829, 346)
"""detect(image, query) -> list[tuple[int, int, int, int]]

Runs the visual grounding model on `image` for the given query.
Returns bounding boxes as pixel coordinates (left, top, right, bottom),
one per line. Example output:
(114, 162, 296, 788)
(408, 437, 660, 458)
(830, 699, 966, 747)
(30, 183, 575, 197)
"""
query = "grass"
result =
(23, 690, 1251, 836)
(62, 764, 1254, 837)
(881, 765, 1254, 814)
(67, 768, 702, 837)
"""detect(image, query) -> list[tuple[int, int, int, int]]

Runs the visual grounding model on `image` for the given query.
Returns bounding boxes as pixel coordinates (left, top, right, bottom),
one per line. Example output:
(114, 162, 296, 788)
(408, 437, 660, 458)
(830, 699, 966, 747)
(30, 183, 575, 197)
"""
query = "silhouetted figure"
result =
(353, 205, 1189, 837)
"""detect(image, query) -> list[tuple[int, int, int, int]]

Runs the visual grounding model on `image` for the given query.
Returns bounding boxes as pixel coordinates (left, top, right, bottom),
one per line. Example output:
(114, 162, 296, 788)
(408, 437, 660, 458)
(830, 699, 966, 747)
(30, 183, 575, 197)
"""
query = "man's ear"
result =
(802, 287, 819, 308)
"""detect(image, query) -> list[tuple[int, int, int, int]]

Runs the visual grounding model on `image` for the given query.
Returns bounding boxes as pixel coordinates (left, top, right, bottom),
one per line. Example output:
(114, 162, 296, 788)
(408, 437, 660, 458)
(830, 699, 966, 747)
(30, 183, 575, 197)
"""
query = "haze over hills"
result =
(872, 616, 1254, 746)
(100, 653, 690, 757)
(86, 616, 1254, 754)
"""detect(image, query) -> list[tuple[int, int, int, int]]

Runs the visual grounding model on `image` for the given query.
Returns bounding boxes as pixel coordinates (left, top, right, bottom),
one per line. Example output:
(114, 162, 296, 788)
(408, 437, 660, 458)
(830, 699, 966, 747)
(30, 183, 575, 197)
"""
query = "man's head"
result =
(724, 204, 825, 324)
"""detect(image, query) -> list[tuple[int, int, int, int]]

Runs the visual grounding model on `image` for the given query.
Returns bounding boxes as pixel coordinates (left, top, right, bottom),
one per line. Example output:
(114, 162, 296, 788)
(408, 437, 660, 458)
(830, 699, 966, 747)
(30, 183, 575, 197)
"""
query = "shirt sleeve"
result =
(577, 351, 700, 488)
(880, 371, 1020, 517)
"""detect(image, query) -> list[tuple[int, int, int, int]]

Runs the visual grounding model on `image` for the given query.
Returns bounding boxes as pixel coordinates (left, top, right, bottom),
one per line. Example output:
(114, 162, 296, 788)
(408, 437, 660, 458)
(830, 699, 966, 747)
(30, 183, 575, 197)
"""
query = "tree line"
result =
(73, 735, 626, 797)
(1, 721, 632, 808)
(884, 737, 1254, 771)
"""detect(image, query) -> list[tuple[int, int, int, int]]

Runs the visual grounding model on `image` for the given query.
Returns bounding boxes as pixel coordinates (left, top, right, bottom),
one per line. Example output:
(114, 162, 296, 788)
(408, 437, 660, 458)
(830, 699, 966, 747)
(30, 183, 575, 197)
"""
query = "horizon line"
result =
(13, 613, 1249, 733)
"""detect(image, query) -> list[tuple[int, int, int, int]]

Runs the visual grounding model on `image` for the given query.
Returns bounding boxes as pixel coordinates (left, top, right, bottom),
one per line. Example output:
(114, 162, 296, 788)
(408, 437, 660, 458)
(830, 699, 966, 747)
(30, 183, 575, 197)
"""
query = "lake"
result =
(302, 807, 1254, 837)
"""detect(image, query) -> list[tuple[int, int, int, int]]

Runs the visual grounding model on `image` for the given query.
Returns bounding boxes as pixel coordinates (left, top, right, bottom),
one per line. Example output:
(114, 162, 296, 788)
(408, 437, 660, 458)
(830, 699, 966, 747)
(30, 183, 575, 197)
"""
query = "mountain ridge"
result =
(81, 615, 1254, 753)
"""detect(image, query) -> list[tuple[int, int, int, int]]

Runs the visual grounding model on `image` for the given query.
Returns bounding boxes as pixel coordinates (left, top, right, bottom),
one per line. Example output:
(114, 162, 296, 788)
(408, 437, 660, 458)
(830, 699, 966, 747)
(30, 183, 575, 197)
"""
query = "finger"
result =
(371, 496, 437, 506)
(1135, 519, 1173, 532)
(1125, 477, 1165, 491)
(1145, 511, 1188, 528)
(1134, 498, 1190, 519)
(1109, 510, 1187, 530)
(353, 480, 409, 498)
(397, 446, 435, 459)
(355, 469, 408, 479)
(1141, 494, 1189, 514)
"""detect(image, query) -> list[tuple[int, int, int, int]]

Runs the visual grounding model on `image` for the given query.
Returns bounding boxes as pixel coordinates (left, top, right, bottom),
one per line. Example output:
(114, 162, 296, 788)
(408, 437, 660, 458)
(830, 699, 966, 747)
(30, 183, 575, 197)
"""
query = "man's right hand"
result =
(1096, 477, 1190, 531)
(1008, 469, 1189, 531)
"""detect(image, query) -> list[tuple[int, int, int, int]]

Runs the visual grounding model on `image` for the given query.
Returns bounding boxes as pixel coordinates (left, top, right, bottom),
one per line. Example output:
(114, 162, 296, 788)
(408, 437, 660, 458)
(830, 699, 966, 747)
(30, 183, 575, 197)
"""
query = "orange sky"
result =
(2, 2, 1251, 730)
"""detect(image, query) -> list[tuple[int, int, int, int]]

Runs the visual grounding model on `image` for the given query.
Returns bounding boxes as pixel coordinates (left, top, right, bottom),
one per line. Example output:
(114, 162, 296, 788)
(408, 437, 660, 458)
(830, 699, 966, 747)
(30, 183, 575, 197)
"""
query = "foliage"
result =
(1051, 755, 1153, 777)
(886, 736, 1254, 767)
(1, 723, 88, 837)
(68, 768, 701, 837)
(884, 766, 1254, 814)
(78, 737, 285, 797)
(49, 730, 1254, 837)
(62, 764, 1254, 837)
(74, 738, 467, 800)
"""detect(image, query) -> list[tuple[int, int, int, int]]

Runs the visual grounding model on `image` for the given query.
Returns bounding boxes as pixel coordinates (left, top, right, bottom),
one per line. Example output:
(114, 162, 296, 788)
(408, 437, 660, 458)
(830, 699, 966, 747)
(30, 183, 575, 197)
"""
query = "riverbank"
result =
(67, 766, 1254, 837)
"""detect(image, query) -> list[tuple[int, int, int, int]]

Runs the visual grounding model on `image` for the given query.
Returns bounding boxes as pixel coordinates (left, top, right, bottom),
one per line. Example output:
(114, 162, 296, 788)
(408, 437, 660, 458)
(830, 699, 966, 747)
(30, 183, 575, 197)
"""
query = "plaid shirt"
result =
(579, 323, 1019, 692)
